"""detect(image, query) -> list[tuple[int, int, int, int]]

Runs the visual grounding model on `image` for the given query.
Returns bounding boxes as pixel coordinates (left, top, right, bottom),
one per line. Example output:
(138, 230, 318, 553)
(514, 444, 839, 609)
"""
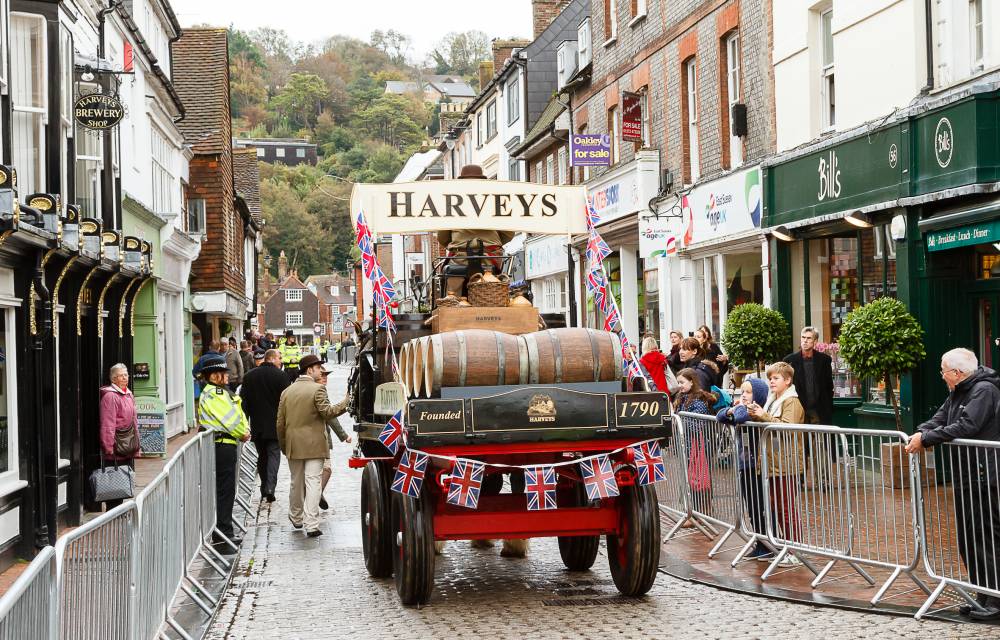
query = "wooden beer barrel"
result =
(424, 330, 527, 396)
(520, 328, 623, 384)
(411, 336, 429, 398)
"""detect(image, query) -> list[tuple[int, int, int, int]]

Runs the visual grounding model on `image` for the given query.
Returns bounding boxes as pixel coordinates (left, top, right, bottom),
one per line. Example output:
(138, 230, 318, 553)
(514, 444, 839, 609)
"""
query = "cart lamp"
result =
(844, 210, 873, 228)
(771, 226, 795, 243)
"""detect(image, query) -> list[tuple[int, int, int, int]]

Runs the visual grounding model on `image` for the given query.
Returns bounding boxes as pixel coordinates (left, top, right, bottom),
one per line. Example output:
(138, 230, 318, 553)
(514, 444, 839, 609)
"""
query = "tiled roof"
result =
(431, 81, 476, 98)
(172, 28, 230, 154)
(385, 81, 422, 94)
(232, 148, 262, 223)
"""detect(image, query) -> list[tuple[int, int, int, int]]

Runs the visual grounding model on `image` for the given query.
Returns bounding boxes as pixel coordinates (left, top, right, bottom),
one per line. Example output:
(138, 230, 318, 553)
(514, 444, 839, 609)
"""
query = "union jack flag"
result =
(524, 466, 558, 511)
(586, 229, 612, 265)
(391, 450, 428, 498)
(585, 199, 601, 230)
(377, 410, 404, 455)
(355, 210, 372, 245)
(580, 454, 620, 500)
(631, 441, 666, 486)
(603, 305, 620, 332)
(587, 268, 608, 311)
(446, 459, 484, 509)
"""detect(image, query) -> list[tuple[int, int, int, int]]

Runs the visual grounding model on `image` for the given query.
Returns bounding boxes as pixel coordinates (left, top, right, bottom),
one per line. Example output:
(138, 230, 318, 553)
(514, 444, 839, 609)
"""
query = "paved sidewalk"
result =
(206, 369, 980, 639)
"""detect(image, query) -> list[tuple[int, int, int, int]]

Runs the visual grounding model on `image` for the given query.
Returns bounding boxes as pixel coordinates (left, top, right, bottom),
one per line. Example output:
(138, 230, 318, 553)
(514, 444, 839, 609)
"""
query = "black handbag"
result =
(89, 455, 135, 502)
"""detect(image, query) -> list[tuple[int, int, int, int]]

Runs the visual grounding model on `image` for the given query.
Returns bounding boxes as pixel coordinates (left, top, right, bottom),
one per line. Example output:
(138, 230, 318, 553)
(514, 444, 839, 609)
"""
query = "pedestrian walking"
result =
(677, 337, 719, 392)
(748, 362, 805, 565)
(222, 339, 244, 392)
(240, 349, 290, 503)
(197, 354, 251, 547)
(240, 340, 256, 374)
(717, 377, 771, 560)
(276, 355, 351, 537)
(782, 326, 834, 425)
(694, 325, 728, 387)
(98, 363, 140, 510)
(907, 347, 1000, 620)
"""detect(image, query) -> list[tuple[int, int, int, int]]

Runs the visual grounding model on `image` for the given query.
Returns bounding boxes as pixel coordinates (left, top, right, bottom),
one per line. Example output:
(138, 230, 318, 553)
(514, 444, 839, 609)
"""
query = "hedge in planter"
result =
(720, 303, 791, 376)
(837, 297, 925, 431)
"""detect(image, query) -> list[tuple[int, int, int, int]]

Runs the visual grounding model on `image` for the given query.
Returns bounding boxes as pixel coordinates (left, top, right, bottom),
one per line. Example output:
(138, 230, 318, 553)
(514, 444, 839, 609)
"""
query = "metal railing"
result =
(0, 430, 258, 639)
(658, 415, 1000, 619)
(0, 546, 56, 640)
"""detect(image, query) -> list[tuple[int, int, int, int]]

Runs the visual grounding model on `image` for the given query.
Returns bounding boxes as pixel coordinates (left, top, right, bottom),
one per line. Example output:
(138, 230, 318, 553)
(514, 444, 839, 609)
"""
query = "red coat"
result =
(640, 350, 670, 394)
(99, 385, 138, 461)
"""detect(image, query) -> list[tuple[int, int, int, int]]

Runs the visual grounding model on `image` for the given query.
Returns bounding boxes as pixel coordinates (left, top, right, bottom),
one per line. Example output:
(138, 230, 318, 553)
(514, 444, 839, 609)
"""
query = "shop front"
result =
(580, 150, 660, 343)
(525, 235, 571, 325)
(649, 166, 766, 350)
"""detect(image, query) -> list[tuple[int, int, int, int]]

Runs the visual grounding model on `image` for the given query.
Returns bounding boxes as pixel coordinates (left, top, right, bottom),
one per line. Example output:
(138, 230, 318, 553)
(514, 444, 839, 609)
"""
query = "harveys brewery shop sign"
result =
(74, 93, 125, 130)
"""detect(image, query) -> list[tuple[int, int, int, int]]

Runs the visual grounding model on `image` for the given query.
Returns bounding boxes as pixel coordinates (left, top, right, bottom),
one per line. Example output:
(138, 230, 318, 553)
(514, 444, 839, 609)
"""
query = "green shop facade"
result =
(763, 86, 1000, 432)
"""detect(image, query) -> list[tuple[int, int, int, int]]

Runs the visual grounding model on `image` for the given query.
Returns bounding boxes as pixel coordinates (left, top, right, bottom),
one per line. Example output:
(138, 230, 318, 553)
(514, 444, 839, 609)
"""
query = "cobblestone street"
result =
(204, 369, 990, 640)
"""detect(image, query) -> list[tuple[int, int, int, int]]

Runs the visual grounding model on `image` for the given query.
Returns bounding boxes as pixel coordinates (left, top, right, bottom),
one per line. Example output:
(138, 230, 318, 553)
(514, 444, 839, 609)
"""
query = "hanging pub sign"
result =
(74, 93, 125, 130)
(622, 91, 643, 142)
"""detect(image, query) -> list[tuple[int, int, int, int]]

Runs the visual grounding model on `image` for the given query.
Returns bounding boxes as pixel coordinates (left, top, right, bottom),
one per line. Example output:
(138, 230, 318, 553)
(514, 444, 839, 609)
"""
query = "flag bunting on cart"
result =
(391, 450, 428, 498)
(525, 465, 559, 511)
(355, 210, 396, 333)
(580, 454, 620, 500)
(631, 440, 666, 486)
(446, 459, 484, 509)
(377, 409, 404, 455)
(583, 200, 646, 382)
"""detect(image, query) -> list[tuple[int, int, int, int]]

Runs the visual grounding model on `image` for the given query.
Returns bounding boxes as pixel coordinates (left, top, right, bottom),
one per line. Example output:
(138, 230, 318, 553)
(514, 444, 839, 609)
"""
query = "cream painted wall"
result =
(773, 0, 926, 152)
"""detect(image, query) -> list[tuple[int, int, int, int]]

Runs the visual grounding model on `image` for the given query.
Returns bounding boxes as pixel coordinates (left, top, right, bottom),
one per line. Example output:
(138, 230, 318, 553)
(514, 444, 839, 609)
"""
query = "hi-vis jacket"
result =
(279, 343, 301, 369)
(199, 383, 249, 445)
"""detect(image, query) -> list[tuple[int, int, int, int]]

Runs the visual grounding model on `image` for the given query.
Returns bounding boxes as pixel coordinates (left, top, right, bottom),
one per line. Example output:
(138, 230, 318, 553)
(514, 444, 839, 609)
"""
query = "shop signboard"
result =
(74, 93, 125, 130)
(765, 124, 906, 227)
(926, 220, 1000, 252)
(570, 133, 612, 167)
(912, 96, 1000, 196)
(622, 92, 643, 142)
(136, 396, 166, 458)
(640, 167, 762, 259)
(525, 236, 569, 279)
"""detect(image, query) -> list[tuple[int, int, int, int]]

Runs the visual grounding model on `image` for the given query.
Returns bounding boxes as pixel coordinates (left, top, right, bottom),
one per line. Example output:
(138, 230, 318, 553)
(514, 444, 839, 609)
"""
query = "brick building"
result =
(232, 138, 318, 167)
(305, 273, 356, 339)
(173, 28, 261, 350)
(263, 270, 321, 344)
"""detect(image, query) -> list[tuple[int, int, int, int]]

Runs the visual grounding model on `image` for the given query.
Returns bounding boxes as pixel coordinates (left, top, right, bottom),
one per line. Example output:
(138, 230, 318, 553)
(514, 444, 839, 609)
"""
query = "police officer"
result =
(198, 354, 251, 547)
(320, 338, 331, 362)
(279, 331, 302, 381)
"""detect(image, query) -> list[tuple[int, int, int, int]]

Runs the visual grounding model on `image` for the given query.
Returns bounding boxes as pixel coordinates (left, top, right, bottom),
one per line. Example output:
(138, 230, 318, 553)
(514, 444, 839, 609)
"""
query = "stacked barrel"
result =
(397, 328, 624, 398)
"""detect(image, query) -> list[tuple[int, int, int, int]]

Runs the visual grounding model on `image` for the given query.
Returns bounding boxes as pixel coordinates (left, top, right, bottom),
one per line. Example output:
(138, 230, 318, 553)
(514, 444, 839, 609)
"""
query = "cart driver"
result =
(437, 164, 515, 295)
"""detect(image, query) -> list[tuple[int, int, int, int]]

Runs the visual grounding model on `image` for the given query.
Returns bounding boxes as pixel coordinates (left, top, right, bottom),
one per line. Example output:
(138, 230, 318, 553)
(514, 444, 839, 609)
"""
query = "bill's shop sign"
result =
(74, 93, 125, 130)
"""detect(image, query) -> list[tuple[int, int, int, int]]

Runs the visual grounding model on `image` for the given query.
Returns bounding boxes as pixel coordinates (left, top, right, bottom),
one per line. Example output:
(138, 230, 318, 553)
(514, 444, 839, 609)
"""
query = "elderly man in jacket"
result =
(276, 354, 352, 537)
(907, 347, 1000, 620)
(240, 349, 290, 503)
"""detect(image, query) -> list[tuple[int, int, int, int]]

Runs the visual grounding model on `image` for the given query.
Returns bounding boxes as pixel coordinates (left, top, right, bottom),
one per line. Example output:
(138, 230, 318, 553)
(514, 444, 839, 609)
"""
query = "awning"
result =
(918, 196, 1000, 252)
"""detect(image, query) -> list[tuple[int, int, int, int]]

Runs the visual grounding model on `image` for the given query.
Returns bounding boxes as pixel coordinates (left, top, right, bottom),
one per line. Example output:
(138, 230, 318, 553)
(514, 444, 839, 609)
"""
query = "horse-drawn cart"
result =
(347, 177, 670, 605)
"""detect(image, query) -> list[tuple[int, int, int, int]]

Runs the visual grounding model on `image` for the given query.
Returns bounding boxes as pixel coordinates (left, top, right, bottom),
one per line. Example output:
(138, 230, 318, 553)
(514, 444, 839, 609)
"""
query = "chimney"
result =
(532, 0, 571, 39)
(492, 39, 531, 73)
(478, 61, 495, 91)
(278, 250, 288, 281)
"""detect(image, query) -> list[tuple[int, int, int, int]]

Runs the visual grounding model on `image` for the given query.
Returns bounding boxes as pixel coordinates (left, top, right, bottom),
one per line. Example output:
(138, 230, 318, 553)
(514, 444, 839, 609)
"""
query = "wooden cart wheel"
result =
(361, 461, 393, 578)
(391, 490, 435, 605)
(607, 483, 660, 596)
(558, 482, 600, 571)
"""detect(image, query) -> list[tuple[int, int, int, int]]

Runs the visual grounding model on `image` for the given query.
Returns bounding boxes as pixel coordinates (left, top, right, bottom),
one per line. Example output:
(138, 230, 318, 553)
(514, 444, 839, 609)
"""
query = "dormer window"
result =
(578, 17, 592, 68)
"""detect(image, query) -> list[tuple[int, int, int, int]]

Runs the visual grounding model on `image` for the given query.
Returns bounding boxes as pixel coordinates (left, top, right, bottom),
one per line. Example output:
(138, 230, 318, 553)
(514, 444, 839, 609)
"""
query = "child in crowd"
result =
(674, 368, 719, 515)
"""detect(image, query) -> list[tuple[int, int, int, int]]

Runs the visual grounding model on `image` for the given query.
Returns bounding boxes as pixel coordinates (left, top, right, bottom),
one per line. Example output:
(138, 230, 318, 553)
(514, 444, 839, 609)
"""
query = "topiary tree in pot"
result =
(837, 297, 926, 431)
(720, 303, 791, 378)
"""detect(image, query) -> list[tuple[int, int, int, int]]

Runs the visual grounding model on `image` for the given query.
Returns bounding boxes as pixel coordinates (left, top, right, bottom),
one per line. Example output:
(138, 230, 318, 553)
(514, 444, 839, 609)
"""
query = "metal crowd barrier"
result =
(915, 438, 1000, 619)
(0, 546, 56, 639)
(657, 415, 1000, 618)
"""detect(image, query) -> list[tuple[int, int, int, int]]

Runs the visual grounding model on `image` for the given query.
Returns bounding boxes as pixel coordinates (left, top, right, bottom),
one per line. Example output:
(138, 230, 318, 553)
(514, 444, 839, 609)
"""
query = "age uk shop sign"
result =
(570, 133, 611, 167)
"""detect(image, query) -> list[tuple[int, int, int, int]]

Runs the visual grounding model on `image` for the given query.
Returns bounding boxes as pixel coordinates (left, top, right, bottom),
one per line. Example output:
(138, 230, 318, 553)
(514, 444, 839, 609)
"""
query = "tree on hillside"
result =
(429, 30, 490, 77)
(370, 29, 412, 65)
(354, 94, 426, 151)
(272, 73, 329, 132)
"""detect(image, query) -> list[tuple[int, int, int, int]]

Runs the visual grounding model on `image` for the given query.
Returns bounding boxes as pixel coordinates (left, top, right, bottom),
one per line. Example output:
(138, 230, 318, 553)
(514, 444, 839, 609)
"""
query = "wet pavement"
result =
(205, 367, 989, 639)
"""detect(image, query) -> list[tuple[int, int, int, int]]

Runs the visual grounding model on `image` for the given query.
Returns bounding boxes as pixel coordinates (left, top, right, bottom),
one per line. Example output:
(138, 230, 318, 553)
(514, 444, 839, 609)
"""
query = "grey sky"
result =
(169, 1, 534, 61)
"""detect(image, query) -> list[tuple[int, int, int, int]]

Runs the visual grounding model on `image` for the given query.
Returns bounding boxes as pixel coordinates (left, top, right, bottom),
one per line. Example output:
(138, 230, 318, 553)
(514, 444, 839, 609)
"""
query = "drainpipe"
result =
(97, 1, 123, 59)
(921, 0, 934, 94)
(31, 255, 55, 547)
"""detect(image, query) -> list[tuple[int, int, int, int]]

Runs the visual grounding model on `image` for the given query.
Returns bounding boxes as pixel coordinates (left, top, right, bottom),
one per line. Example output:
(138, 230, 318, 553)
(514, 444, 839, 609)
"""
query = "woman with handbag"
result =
(96, 363, 140, 509)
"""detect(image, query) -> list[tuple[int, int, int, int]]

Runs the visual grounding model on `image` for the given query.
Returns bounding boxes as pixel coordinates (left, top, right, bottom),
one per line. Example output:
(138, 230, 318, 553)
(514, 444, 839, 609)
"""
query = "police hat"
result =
(200, 353, 228, 374)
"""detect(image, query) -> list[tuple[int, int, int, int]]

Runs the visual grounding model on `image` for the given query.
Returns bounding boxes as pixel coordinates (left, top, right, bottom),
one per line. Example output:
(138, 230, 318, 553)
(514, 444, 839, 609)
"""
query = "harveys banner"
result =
(350, 179, 589, 235)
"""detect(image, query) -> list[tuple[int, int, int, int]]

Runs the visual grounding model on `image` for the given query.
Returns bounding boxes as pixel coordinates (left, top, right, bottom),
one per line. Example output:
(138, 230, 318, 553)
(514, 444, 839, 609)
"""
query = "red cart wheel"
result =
(558, 482, 599, 571)
(361, 461, 393, 578)
(607, 483, 660, 596)
(391, 490, 435, 605)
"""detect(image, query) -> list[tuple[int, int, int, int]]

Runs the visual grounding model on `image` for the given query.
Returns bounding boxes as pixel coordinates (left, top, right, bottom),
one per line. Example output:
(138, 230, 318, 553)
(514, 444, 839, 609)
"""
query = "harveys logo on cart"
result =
(527, 394, 556, 422)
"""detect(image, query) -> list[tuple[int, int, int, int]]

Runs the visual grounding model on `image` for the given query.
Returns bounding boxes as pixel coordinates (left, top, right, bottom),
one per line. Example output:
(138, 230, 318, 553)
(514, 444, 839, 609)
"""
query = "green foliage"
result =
(354, 93, 427, 151)
(720, 303, 791, 372)
(271, 73, 329, 131)
(428, 31, 490, 78)
(838, 297, 926, 428)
